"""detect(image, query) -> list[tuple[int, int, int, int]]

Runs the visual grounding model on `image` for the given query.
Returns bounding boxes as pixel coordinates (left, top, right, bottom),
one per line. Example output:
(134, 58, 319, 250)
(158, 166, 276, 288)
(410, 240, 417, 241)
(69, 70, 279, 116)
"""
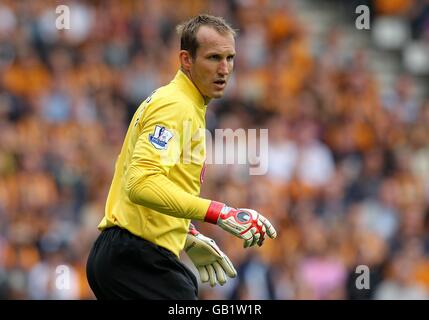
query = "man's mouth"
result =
(214, 80, 226, 88)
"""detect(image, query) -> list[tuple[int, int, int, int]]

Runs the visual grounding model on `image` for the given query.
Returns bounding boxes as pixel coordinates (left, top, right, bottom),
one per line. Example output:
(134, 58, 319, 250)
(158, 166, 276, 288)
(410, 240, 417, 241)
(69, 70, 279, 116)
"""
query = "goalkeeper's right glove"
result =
(204, 201, 277, 248)
(185, 224, 237, 287)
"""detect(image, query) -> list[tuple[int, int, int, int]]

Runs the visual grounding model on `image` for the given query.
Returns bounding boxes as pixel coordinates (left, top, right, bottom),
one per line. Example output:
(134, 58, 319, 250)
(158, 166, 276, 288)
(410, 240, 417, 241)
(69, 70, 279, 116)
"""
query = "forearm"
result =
(126, 169, 210, 220)
(126, 164, 277, 248)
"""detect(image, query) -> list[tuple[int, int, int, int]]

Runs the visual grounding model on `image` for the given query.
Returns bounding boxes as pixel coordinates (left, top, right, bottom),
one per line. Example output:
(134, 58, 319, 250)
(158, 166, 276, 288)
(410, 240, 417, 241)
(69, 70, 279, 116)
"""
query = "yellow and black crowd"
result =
(0, 0, 428, 299)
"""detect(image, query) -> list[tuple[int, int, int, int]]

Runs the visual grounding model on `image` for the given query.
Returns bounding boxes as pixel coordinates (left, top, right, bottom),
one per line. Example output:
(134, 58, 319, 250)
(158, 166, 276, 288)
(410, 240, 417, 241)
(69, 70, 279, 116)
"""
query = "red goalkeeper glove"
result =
(204, 201, 277, 248)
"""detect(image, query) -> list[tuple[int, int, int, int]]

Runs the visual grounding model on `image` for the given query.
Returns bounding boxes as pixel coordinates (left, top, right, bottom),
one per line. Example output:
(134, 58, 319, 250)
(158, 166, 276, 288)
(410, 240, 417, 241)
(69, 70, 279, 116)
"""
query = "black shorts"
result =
(86, 226, 198, 300)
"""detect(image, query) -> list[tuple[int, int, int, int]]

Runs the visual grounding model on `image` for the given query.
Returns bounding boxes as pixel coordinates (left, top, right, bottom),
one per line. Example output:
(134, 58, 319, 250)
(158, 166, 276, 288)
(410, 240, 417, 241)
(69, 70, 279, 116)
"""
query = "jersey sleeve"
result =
(125, 99, 210, 221)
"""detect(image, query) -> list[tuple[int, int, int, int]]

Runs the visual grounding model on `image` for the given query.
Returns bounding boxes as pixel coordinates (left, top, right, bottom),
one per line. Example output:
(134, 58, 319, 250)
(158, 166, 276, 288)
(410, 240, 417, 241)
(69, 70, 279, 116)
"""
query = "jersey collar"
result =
(172, 69, 206, 108)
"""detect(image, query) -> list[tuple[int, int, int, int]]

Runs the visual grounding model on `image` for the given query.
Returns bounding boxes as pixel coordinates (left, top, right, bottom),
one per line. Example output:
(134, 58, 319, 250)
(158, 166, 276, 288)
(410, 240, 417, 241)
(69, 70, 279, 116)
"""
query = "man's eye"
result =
(227, 56, 235, 61)
(209, 55, 220, 60)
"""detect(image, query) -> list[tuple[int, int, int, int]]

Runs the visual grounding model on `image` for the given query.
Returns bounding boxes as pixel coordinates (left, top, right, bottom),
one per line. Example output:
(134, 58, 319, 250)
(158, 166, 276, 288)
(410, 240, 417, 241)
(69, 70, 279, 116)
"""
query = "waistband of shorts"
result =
(103, 226, 177, 258)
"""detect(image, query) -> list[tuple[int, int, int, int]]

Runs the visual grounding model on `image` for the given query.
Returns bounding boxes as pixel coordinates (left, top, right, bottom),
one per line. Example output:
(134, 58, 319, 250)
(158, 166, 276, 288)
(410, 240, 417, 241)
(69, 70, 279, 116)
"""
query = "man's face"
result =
(187, 26, 235, 101)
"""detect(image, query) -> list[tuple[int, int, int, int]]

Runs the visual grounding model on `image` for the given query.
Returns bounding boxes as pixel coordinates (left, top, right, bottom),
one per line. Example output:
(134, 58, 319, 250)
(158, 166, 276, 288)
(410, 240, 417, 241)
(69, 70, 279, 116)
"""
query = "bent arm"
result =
(126, 167, 210, 220)
(125, 100, 210, 220)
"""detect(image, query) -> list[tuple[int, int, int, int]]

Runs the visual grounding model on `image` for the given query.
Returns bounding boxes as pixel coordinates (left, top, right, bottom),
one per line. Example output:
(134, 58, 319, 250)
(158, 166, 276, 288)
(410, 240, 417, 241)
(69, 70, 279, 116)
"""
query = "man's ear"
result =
(179, 50, 193, 72)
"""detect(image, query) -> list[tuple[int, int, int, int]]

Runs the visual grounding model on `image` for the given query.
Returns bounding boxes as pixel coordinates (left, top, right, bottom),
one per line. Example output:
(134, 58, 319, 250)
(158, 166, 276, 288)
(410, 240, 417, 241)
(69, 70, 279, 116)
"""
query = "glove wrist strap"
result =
(188, 223, 200, 236)
(204, 201, 225, 224)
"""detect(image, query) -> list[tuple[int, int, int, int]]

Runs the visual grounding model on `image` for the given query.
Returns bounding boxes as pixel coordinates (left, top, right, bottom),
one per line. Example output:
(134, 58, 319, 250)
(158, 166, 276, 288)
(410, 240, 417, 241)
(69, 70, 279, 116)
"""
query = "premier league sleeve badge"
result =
(149, 125, 174, 150)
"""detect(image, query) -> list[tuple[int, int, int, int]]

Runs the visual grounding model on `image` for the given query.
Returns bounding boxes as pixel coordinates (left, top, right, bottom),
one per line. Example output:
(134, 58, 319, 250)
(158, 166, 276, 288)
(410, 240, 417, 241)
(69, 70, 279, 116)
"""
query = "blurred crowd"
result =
(0, 0, 428, 300)
(370, 0, 429, 41)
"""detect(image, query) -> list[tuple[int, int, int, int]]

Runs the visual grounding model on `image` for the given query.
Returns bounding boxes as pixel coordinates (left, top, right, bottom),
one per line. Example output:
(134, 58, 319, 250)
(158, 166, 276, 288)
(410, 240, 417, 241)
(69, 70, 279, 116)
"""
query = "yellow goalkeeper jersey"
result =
(98, 70, 212, 257)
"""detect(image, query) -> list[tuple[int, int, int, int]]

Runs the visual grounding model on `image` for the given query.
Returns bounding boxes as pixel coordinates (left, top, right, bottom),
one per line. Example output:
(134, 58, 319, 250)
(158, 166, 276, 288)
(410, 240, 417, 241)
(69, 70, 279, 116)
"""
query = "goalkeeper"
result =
(86, 14, 277, 300)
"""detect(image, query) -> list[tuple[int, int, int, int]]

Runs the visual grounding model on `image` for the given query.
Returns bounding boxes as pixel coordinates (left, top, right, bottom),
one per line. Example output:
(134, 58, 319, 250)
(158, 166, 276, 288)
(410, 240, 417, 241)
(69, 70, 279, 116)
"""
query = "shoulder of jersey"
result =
(147, 84, 194, 113)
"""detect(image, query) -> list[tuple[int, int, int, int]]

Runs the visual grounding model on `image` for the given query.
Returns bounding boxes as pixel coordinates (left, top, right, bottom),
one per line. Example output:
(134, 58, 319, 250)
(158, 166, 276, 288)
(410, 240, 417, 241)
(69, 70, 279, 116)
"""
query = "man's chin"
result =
(211, 91, 224, 99)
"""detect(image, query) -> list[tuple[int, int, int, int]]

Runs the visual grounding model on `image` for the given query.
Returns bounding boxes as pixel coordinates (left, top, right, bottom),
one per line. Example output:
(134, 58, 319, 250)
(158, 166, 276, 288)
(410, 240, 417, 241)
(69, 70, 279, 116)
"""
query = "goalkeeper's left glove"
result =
(204, 201, 277, 248)
(184, 224, 237, 287)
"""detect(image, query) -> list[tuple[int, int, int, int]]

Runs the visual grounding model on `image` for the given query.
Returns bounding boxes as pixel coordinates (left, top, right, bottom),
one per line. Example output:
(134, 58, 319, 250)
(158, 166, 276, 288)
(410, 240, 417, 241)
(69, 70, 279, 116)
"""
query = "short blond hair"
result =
(176, 14, 237, 58)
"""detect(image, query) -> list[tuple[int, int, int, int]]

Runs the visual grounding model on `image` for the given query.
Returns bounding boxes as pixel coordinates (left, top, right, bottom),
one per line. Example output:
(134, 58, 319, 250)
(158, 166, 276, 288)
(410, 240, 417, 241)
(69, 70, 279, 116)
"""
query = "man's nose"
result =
(218, 60, 229, 76)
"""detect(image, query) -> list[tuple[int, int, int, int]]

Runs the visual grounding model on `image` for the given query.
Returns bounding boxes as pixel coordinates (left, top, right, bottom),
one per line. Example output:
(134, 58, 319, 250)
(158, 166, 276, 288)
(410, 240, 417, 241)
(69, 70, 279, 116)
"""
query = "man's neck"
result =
(180, 67, 211, 105)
